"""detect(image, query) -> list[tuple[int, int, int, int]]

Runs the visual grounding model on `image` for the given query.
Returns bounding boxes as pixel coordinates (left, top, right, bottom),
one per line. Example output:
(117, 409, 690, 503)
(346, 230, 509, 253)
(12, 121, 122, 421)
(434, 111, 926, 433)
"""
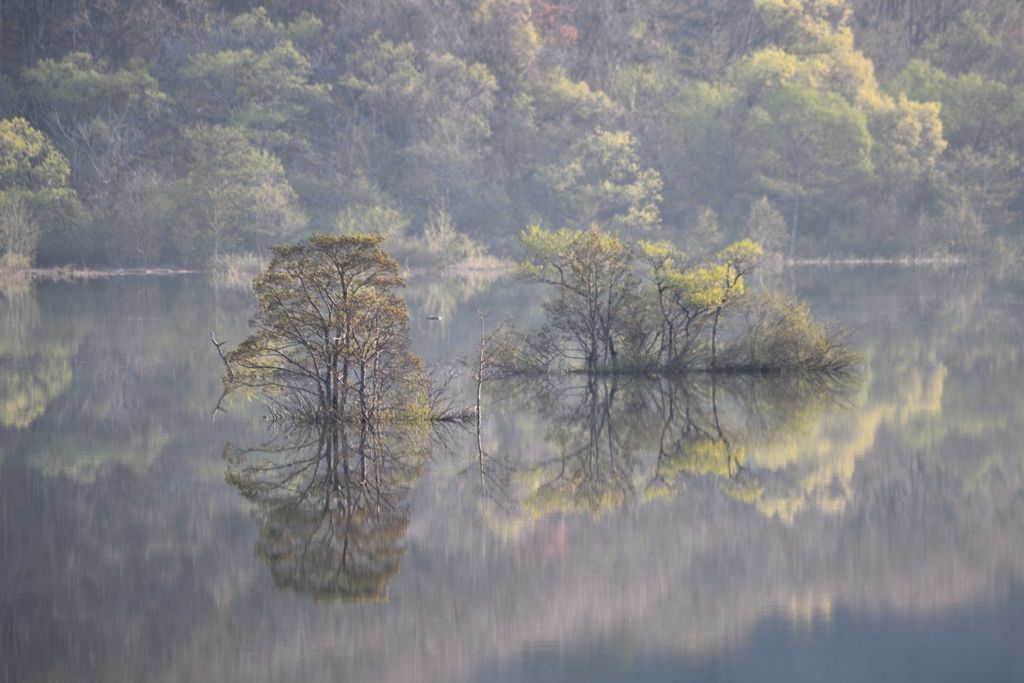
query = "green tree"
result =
(641, 238, 761, 368)
(0, 117, 70, 190)
(726, 290, 858, 373)
(741, 84, 874, 240)
(745, 196, 788, 254)
(540, 129, 663, 236)
(518, 225, 640, 372)
(225, 234, 428, 424)
(922, 10, 1000, 77)
(181, 40, 330, 142)
(22, 53, 167, 198)
(0, 118, 82, 264)
(172, 125, 305, 264)
(103, 168, 172, 267)
(341, 36, 498, 227)
(404, 53, 498, 211)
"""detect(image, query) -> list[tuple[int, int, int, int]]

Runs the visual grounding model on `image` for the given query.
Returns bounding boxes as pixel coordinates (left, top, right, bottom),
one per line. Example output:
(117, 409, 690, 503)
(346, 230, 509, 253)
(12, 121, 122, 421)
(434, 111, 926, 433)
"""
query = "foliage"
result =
(0, 117, 71, 190)
(6, 0, 1024, 263)
(540, 129, 663, 236)
(22, 53, 168, 217)
(181, 39, 330, 144)
(222, 232, 438, 600)
(225, 233, 428, 423)
(641, 238, 761, 368)
(519, 225, 853, 374)
(171, 125, 305, 265)
(101, 168, 172, 267)
(0, 118, 82, 264)
(741, 84, 875, 240)
(724, 290, 860, 372)
(517, 224, 640, 371)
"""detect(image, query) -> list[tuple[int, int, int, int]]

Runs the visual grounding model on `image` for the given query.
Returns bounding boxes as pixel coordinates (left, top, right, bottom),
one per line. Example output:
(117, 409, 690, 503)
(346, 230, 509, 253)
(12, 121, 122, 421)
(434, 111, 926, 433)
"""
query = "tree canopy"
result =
(225, 233, 427, 422)
(2, 0, 1024, 265)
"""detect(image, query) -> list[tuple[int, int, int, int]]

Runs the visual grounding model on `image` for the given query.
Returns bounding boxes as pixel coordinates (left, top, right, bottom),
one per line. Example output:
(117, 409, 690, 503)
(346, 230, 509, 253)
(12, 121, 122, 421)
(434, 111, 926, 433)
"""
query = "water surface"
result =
(1, 266, 1023, 682)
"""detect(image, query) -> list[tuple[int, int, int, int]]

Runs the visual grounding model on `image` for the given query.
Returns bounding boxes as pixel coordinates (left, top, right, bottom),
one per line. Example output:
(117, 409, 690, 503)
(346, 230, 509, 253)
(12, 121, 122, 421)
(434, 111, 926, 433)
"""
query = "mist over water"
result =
(2, 266, 1023, 683)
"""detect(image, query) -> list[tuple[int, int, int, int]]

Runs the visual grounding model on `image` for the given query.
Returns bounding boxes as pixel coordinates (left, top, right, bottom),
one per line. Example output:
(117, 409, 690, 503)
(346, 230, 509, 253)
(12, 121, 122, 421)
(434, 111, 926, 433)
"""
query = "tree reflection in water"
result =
(224, 367, 856, 600)
(224, 419, 429, 602)
(509, 373, 859, 515)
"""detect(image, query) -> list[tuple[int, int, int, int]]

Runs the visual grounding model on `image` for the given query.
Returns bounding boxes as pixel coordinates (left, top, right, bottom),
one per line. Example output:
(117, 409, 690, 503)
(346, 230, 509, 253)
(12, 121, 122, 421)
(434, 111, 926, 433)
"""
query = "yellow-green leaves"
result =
(540, 129, 662, 235)
(0, 118, 71, 192)
(520, 225, 806, 373)
(0, 119, 81, 266)
(519, 225, 639, 371)
(226, 234, 427, 424)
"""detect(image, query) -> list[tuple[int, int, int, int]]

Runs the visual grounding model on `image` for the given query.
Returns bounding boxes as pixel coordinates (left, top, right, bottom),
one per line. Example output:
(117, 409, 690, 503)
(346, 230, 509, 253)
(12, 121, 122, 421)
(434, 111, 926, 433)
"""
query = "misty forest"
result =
(4, 1, 1024, 682)
(2, 0, 1024, 270)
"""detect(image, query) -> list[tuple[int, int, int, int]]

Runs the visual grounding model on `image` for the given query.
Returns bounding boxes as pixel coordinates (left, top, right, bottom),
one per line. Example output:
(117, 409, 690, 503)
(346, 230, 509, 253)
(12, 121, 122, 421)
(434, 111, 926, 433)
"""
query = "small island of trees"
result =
(513, 225, 858, 375)
(221, 230, 855, 410)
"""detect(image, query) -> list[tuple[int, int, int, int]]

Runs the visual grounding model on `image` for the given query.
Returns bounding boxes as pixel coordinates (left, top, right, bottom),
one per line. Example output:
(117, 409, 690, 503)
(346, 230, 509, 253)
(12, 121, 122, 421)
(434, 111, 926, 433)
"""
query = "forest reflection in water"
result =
(224, 371, 857, 602)
(3, 269, 1024, 683)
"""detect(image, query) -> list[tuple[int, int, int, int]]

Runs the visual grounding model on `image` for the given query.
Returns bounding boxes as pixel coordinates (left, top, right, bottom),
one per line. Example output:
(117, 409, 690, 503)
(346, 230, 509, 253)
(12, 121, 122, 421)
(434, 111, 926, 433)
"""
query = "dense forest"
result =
(2, 0, 1024, 268)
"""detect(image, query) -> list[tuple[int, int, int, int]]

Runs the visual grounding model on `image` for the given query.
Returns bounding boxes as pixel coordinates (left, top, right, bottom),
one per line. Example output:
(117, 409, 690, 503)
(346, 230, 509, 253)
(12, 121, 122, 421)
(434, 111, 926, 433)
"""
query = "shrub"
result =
(725, 291, 859, 373)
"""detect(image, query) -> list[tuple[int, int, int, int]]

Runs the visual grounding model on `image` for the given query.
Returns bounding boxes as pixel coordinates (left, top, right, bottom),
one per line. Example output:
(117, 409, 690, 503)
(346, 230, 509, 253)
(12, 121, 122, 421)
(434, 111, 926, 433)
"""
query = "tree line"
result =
(2, 0, 1023, 268)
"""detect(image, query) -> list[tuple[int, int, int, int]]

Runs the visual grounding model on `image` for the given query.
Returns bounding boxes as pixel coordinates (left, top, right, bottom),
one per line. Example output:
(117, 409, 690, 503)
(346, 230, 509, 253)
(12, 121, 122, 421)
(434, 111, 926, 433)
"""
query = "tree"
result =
(103, 168, 171, 267)
(341, 35, 499, 228)
(224, 233, 428, 424)
(641, 238, 761, 368)
(540, 129, 663, 236)
(921, 9, 1000, 77)
(403, 53, 498, 213)
(517, 224, 640, 372)
(22, 53, 167, 200)
(0, 117, 71, 191)
(740, 84, 874, 240)
(180, 39, 330, 143)
(0, 195, 39, 269)
(727, 290, 858, 372)
(0, 117, 82, 264)
(221, 235, 432, 601)
(515, 226, 855, 374)
(172, 125, 305, 264)
(745, 196, 787, 254)
(468, 0, 540, 87)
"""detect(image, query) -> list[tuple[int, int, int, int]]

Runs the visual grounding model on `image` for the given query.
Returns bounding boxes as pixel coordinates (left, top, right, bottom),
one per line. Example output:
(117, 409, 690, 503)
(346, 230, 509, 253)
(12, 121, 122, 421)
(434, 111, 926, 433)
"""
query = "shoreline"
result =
(0, 253, 988, 284)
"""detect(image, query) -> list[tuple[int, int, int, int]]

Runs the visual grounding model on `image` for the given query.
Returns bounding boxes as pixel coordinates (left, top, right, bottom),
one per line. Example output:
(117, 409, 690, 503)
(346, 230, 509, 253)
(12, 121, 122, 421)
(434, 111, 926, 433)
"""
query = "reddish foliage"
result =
(529, 0, 578, 45)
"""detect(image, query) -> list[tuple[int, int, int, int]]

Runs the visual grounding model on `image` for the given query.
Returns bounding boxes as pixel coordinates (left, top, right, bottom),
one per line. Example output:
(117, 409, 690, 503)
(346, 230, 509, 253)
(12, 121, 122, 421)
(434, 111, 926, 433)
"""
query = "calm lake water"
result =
(2, 266, 1023, 683)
